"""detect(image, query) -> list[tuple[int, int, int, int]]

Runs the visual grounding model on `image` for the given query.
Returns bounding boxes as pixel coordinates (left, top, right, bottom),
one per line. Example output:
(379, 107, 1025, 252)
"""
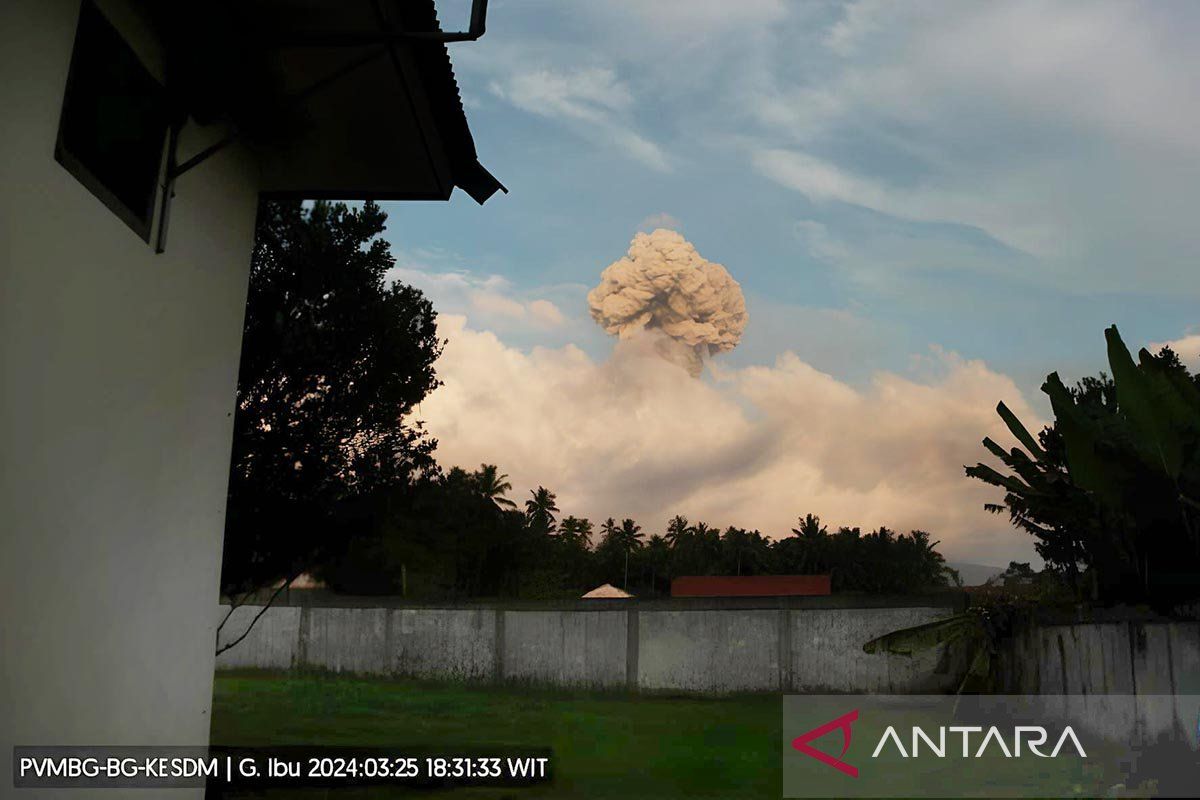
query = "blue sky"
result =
(378, 1, 1200, 565)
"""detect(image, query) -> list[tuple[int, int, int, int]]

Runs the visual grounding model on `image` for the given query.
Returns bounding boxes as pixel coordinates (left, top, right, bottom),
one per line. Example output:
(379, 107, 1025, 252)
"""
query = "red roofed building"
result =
(671, 575, 832, 598)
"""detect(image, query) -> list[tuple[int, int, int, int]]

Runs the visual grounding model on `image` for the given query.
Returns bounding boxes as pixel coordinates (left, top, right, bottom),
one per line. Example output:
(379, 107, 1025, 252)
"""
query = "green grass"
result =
(211, 672, 782, 799)
(211, 674, 1174, 800)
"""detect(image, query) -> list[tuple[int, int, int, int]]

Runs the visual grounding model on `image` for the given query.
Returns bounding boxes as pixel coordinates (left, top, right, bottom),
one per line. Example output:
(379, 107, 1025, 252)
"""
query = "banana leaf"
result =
(861, 613, 978, 656)
(1042, 372, 1123, 505)
(1106, 326, 1191, 478)
(997, 401, 1046, 461)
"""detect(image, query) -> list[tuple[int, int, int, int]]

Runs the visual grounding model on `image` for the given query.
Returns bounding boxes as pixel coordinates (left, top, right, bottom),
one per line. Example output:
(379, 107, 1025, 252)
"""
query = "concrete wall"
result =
(0, 2, 259, 797)
(216, 601, 1200, 749)
(503, 610, 628, 688)
(390, 608, 496, 681)
(215, 598, 967, 694)
(995, 620, 1200, 744)
(790, 606, 962, 693)
(638, 609, 781, 692)
(216, 606, 303, 671)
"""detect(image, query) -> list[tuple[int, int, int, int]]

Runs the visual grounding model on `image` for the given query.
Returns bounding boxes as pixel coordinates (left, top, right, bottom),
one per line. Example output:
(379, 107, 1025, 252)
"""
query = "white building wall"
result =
(0, 1, 259, 797)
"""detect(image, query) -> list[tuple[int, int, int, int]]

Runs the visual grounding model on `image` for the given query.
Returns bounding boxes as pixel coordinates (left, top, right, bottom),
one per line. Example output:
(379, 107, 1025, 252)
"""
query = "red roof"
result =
(670, 575, 832, 597)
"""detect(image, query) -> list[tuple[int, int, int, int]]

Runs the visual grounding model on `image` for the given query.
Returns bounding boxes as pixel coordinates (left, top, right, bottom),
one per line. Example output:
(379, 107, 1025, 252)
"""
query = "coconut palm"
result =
(615, 518, 644, 589)
(665, 515, 692, 548)
(524, 486, 559, 535)
(723, 526, 771, 576)
(558, 516, 593, 549)
(644, 534, 671, 594)
(785, 513, 829, 574)
(692, 521, 721, 573)
(473, 463, 515, 509)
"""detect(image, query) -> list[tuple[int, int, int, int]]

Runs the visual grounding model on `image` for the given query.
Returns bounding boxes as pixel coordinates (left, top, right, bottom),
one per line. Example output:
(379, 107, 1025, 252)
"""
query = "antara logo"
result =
(792, 710, 1088, 778)
(791, 709, 860, 777)
(871, 725, 1087, 759)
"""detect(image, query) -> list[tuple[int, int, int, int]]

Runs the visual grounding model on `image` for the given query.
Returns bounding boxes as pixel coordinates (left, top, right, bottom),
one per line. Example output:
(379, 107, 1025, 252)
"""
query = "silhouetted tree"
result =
(967, 327, 1200, 607)
(665, 515, 692, 548)
(525, 486, 560, 537)
(643, 534, 671, 594)
(474, 464, 516, 509)
(615, 518, 644, 589)
(222, 200, 441, 599)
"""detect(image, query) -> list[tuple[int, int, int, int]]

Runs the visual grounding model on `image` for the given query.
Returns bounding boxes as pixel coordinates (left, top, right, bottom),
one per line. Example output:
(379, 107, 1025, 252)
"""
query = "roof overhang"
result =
(141, 0, 504, 204)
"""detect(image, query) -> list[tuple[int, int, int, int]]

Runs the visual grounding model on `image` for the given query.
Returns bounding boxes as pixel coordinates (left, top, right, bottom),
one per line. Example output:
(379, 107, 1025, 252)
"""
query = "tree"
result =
(221, 200, 442, 599)
(474, 464, 516, 509)
(718, 527, 773, 576)
(780, 513, 829, 574)
(967, 326, 1200, 607)
(987, 561, 1037, 587)
(316, 468, 529, 600)
(525, 486, 559, 536)
(558, 516, 593, 549)
(554, 515, 594, 591)
(722, 527, 752, 575)
(665, 515, 692, 548)
(615, 518, 644, 589)
(644, 534, 671, 595)
(771, 516, 952, 593)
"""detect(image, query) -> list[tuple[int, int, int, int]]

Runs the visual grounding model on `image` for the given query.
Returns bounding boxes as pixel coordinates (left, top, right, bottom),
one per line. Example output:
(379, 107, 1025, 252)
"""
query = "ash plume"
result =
(587, 229, 748, 376)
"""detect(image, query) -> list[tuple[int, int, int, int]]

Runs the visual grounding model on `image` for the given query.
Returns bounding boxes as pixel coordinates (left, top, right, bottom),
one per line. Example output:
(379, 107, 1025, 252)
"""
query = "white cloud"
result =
(755, 150, 887, 208)
(415, 315, 1043, 565)
(824, 0, 886, 56)
(495, 67, 633, 117)
(528, 299, 566, 327)
(453, 1, 1200, 299)
(742, 1, 1200, 295)
(599, 0, 787, 39)
(1149, 332, 1200, 370)
(469, 290, 528, 321)
(387, 265, 568, 332)
(489, 66, 671, 171)
(767, 1, 1200, 156)
(756, 148, 1075, 264)
(789, 212, 1037, 297)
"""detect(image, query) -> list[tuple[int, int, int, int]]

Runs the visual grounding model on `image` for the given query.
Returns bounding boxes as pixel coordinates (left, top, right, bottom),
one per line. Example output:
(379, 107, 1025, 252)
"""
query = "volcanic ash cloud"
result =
(587, 229, 748, 376)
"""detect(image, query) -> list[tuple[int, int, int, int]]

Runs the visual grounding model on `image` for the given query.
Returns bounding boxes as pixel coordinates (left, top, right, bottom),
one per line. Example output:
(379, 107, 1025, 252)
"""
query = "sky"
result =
(379, 0, 1200, 567)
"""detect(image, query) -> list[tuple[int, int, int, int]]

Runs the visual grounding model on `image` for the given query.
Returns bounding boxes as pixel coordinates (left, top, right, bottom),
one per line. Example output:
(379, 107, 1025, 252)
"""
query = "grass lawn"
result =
(210, 672, 782, 799)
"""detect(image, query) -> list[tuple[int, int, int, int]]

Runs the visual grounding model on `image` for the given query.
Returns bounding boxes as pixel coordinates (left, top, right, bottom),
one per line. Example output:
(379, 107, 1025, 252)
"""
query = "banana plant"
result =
(862, 604, 1011, 697)
(965, 325, 1200, 606)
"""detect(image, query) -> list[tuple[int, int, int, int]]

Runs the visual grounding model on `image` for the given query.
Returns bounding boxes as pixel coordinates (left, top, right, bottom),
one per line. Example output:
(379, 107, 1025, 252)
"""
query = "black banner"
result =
(13, 745, 552, 791)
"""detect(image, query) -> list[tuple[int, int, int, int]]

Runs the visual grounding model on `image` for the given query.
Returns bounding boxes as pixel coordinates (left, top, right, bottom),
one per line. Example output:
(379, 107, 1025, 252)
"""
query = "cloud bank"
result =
(414, 314, 1043, 566)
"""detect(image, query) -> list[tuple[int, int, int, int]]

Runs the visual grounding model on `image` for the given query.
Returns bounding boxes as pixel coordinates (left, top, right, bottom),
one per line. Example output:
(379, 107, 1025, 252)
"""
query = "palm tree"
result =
(645, 534, 671, 595)
(558, 516, 593, 549)
(473, 463, 515, 509)
(788, 513, 828, 573)
(524, 486, 559, 535)
(723, 527, 751, 576)
(691, 522, 721, 573)
(665, 515, 692, 548)
(600, 517, 619, 545)
(791, 513, 826, 540)
(556, 515, 594, 589)
(616, 518, 644, 589)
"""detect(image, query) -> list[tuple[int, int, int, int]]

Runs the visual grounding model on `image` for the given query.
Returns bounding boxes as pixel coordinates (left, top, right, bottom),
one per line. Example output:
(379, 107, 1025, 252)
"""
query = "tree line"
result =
(314, 467, 960, 599)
